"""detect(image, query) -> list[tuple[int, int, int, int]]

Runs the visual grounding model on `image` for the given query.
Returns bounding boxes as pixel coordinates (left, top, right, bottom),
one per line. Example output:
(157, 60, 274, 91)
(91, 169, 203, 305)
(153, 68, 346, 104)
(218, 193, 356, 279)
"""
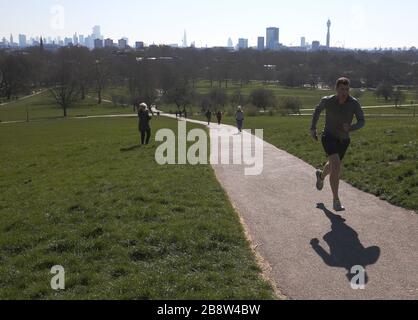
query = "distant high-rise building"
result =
(182, 30, 188, 48)
(118, 38, 127, 49)
(135, 41, 144, 49)
(73, 33, 79, 46)
(104, 38, 114, 47)
(79, 35, 85, 46)
(19, 34, 27, 47)
(64, 37, 73, 46)
(9, 34, 13, 46)
(257, 37, 265, 50)
(92, 25, 101, 40)
(94, 38, 103, 49)
(85, 36, 93, 49)
(301, 37, 306, 47)
(326, 19, 331, 48)
(227, 37, 233, 48)
(266, 27, 279, 50)
(238, 38, 248, 50)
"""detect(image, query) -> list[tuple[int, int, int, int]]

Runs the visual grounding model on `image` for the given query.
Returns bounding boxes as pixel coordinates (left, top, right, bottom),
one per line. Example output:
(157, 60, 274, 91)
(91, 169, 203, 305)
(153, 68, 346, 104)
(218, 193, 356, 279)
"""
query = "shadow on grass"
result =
(120, 145, 141, 152)
(310, 203, 381, 285)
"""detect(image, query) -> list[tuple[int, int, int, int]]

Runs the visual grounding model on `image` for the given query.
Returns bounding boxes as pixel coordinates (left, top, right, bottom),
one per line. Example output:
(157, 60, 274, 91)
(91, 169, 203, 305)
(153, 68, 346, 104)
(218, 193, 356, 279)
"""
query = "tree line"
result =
(1, 45, 418, 116)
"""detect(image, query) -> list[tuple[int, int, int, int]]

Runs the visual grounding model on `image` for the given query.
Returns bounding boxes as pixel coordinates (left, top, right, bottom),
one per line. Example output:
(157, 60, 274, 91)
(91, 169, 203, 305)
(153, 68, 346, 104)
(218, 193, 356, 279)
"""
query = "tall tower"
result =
(326, 19, 331, 48)
(182, 30, 188, 48)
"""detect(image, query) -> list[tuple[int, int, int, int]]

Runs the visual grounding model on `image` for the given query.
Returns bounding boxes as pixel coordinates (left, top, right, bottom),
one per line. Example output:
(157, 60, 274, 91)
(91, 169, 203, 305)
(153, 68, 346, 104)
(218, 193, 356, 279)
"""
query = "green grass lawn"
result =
(0, 91, 133, 122)
(208, 115, 417, 212)
(0, 117, 276, 300)
(193, 79, 416, 108)
(101, 81, 417, 116)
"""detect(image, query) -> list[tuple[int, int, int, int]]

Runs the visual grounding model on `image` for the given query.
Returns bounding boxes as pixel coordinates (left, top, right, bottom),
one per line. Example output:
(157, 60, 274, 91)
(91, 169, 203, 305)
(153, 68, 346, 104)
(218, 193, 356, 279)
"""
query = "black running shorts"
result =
(321, 132, 351, 160)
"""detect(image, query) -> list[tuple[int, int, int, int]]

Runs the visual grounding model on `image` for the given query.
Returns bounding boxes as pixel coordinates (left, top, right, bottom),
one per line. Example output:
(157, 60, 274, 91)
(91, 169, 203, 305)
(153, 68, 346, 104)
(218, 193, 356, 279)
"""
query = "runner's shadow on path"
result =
(310, 203, 381, 284)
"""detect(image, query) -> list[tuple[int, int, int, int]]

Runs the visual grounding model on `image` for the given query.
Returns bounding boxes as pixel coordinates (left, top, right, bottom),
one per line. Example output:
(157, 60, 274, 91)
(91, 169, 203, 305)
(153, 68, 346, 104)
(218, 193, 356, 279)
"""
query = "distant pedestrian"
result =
(138, 103, 152, 145)
(205, 109, 212, 125)
(235, 106, 244, 133)
(216, 110, 223, 125)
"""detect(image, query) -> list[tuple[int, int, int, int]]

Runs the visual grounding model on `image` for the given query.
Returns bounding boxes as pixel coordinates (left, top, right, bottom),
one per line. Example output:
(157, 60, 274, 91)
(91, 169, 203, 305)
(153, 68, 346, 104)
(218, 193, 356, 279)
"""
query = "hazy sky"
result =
(1, 0, 417, 49)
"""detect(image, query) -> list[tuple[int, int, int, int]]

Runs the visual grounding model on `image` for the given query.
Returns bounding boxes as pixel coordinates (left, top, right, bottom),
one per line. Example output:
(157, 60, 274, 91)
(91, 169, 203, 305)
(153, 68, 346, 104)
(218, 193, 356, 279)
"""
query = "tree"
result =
(376, 82, 394, 101)
(48, 48, 80, 117)
(163, 79, 195, 114)
(198, 94, 212, 113)
(249, 88, 277, 110)
(208, 88, 228, 111)
(129, 58, 158, 108)
(0, 53, 29, 100)
(393, 88, 406, 107)
(280, 97, 302, 115)
(72, 47, 93, 100)
(230, 89, 247, 107)
(93, 50, 112, 104)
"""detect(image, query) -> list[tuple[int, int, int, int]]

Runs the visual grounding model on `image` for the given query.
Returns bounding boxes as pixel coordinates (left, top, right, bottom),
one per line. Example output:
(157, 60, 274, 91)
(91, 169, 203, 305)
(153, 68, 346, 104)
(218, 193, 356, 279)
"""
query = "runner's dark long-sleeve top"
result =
(311, 95, 365, 140)
(138, 110, 152, 131)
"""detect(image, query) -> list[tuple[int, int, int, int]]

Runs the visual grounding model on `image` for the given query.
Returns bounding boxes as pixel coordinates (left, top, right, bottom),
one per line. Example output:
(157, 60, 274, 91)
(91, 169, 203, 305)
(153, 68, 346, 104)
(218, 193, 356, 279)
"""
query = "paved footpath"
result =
(165, 114, 418, 300)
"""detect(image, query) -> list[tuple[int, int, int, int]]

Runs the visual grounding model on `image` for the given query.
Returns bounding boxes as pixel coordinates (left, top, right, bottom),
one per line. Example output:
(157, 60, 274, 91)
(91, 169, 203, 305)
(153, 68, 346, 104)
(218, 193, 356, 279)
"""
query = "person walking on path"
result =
(235, 106, 244, 133)
(310, 77, 365, 212)
(138, 103, 152, 145)
(216, 110, 223, 125)
(205, 109, 212, 125)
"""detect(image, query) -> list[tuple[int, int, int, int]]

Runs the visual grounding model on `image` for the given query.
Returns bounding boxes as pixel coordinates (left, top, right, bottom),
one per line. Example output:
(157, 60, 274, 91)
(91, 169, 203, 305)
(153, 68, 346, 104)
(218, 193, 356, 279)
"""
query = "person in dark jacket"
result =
(235, 106, 244, 133)
(216, 110, 223, 125)
(205, 109, 212, 125)
(138, 103, 152, 145)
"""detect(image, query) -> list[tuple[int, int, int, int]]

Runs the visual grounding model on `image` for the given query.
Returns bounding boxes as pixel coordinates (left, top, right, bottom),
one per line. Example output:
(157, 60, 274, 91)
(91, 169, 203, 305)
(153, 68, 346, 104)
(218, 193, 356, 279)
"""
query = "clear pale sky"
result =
(1, 0, 417, 49)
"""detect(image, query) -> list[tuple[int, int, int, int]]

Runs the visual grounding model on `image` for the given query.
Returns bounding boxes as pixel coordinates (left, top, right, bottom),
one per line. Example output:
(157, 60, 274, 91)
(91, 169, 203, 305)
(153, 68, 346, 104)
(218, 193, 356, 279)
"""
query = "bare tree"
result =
(250, 88, 277, 111)
(376, 82, 394, 101)
(48, 48, 80, 117)
(163, 79, 195, 114)
(0, 53, 29, 100)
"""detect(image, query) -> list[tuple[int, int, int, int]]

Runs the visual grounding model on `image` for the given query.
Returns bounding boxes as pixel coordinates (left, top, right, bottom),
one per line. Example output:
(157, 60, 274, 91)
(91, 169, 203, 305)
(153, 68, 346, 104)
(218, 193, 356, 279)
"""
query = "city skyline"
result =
(3, 22, 417, 52)
(1, 0, 418, 49)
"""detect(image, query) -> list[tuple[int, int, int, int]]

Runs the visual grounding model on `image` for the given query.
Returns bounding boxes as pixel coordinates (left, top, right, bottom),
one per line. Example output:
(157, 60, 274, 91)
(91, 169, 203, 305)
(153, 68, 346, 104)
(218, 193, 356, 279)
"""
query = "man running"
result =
(310, 77, 365, 211)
